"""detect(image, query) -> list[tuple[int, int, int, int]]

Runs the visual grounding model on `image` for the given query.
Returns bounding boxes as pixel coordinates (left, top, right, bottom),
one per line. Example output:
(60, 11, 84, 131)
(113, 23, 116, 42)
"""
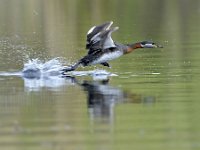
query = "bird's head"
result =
(139, 41, 163, 48)
(125, 41, 163, 54)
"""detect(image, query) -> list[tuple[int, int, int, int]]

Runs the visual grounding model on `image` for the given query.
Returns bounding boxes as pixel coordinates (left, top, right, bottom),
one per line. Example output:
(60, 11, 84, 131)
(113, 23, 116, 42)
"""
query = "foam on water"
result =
(0, 71, 21, 76)
(0, 57, 116, 91)
(21, 57, 116, 78)
(22, 57, 64, 77)
(0, 57, 116, 78)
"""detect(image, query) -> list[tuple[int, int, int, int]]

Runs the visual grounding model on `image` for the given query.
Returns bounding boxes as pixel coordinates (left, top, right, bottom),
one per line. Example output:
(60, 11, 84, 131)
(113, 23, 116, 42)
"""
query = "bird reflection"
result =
(81, 79, 119, 124)
(68, 77, 155, 124)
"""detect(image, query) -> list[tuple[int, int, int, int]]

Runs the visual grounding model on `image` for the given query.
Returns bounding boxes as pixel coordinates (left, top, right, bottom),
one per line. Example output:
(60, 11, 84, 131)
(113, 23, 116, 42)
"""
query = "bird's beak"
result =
(154, 44, 163, 48)
(143, 43, 163, 48)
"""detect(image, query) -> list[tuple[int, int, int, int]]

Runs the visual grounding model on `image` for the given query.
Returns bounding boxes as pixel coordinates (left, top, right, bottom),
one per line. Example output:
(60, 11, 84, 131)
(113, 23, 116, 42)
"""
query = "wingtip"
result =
(111, 26, 119, 32)
(106, 21, 113, 30)
(108, 21, 119, 31)
(115, 26, 119, 30)
(87, 26, 96, 35)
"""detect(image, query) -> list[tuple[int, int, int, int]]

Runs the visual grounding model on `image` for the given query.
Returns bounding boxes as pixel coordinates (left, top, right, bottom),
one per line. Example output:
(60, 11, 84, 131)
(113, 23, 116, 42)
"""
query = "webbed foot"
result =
(61, 66, 75, 75)
(101, 62, 111, 68)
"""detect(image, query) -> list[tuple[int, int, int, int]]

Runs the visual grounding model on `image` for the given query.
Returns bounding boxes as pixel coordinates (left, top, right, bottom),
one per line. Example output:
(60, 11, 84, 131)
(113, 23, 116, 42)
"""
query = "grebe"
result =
(62, 21, 163, 72)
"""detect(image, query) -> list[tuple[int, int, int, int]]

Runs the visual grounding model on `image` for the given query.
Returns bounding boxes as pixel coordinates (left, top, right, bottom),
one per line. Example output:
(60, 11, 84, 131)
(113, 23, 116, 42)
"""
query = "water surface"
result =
(0, 0, 200, 150)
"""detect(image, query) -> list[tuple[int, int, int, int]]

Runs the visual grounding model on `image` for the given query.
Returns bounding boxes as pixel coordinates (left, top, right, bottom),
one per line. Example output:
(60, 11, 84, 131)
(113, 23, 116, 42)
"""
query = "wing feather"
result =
(86, 21, 113, 42)
(86, 21, 118, 54)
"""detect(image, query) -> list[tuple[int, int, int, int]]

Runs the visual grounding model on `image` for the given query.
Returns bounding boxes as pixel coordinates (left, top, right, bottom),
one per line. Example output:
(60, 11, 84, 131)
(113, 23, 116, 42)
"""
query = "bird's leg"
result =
(101, 62, 111, 68)
(61, 61, 81, 73)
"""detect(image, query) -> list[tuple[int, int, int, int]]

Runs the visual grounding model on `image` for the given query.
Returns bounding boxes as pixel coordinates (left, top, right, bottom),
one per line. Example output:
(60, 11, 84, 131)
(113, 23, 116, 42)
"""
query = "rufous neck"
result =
(124, 43, 142, 54)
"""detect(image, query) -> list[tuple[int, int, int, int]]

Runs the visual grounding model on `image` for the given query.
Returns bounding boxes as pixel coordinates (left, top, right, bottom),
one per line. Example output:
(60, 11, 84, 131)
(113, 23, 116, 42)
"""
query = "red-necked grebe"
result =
(62, 21, 163, 72)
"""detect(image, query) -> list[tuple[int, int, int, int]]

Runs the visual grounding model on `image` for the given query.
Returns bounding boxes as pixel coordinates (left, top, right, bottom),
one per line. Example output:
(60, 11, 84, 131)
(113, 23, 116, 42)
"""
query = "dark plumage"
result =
(62, 21, 162, 73)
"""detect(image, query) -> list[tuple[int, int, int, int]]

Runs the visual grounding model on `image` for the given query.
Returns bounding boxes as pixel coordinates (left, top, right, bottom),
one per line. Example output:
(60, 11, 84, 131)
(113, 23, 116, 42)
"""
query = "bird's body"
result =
(62, 21, 162, 72)
(90, 50, 123, 65)
(81, 43, 126, 66)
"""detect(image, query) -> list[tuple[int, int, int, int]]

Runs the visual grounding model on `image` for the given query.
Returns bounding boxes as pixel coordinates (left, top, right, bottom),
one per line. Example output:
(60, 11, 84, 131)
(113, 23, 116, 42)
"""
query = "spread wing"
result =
(86, 21, 119, 54)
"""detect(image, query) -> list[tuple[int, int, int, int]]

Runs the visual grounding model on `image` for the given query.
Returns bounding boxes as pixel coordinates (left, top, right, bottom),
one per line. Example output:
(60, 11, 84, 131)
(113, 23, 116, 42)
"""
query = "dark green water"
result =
(0, 0, 200, 150)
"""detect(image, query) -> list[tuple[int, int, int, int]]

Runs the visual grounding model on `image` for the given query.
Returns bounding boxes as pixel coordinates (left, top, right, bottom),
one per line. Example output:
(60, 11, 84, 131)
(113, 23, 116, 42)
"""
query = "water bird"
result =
(62, 21, 163, 72)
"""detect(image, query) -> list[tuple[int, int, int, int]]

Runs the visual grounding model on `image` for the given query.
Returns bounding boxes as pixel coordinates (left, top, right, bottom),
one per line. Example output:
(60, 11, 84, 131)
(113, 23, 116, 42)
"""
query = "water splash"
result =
(21, 57, 116, 78)
(22, 57, 64, 78)
(0, 57, 116, 91)
(0, 57, 116, 78)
